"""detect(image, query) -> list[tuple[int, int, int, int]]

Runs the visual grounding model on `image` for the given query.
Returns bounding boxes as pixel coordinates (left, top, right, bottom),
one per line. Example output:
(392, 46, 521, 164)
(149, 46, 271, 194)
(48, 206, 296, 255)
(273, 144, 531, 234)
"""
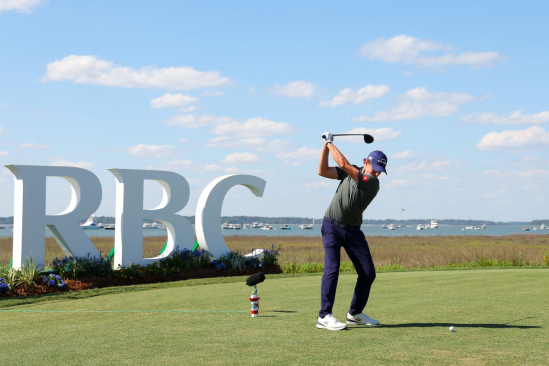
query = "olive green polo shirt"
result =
(324, 166, 380, 226)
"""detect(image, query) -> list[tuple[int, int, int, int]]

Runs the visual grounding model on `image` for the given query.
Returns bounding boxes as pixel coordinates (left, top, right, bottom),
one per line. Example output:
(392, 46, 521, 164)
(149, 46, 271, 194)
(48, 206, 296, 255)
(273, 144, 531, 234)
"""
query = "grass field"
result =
(1, 234, 548, 268)
(1, 269, 548, 365)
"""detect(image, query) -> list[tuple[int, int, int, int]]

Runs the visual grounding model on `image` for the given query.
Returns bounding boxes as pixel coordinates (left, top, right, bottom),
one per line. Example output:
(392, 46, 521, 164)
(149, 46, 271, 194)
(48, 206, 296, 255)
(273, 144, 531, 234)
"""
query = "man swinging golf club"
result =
(316, 132, 388, 331)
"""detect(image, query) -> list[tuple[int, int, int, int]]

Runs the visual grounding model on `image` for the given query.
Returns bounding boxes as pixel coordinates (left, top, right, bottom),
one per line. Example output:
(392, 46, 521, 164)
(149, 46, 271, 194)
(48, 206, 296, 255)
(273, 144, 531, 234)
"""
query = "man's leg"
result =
(319, 219, 343, 318)
(343, 230, 376, 316)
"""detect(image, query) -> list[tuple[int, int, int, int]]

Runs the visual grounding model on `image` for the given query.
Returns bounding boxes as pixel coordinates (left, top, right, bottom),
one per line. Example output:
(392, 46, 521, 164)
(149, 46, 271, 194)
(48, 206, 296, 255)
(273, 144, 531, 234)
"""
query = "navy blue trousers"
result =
(319, 217, 376, 318)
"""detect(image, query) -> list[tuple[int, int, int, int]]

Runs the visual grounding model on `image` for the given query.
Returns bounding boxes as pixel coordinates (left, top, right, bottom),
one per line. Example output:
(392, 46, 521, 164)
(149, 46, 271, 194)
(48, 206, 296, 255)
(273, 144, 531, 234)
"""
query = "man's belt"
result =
(323, 217, 360, 232)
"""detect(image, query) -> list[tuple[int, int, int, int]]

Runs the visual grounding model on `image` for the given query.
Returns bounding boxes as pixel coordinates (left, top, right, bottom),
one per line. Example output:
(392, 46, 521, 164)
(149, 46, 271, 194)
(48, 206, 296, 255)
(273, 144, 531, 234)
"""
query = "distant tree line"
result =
(0, 216, 543, 226)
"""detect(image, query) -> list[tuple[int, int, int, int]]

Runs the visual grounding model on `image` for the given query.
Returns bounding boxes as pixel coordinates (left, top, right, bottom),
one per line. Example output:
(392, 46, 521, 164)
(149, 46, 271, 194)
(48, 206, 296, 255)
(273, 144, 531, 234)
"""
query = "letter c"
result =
(195, 175, 266, 258)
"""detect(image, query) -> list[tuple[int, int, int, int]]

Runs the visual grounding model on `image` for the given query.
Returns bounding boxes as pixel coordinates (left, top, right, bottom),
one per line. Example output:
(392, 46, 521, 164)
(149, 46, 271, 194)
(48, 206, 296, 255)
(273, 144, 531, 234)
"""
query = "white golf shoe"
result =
(316, 314, 348, 331)
(346, 312, 380, 326)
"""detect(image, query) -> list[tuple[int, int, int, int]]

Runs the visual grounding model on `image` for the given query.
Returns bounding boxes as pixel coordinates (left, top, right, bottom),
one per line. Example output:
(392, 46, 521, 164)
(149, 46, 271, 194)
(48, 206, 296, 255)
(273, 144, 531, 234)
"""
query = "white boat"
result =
(416, 224, 424, 230)
(261, 224, 272, 230)
(381, 224, 387, 229)
(473, 226, 481, 230)
(388, 224, 396, 230)
(221, 222, 229, 229)
(431, 219, 438, 229)
(243, 224, 249, 229)
(541, 224, 546, 230)
(233, 224, 241, 230)
(81, 214, 101, 230)
(465, 226, 475, 230)
(103, 224, 115, 230)
(523, 227, 530, 231)
(482, 224, 486, 229)
(252, 222, 262, 228)
(143, 222, 160, 229)
(300, 217, 315, 229)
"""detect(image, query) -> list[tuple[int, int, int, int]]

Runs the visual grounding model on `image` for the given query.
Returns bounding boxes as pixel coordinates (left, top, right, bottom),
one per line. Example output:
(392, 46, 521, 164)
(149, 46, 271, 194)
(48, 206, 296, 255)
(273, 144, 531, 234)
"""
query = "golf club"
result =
(322, 133, 374, 144)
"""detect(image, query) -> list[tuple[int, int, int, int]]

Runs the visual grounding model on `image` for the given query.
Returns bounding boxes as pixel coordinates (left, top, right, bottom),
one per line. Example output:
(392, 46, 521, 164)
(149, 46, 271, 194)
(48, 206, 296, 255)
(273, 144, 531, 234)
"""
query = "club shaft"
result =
(333, 134, 367, 136)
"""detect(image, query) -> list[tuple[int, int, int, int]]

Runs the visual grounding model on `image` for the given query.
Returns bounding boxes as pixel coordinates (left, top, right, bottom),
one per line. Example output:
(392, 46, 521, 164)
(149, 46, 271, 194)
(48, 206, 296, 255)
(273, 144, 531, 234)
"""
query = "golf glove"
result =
(322, 132, 333, 145)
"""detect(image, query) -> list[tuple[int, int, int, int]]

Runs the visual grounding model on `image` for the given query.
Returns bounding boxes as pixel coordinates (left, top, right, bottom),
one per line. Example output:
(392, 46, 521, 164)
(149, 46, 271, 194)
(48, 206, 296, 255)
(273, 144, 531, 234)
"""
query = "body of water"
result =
(0, 224, 548, 238)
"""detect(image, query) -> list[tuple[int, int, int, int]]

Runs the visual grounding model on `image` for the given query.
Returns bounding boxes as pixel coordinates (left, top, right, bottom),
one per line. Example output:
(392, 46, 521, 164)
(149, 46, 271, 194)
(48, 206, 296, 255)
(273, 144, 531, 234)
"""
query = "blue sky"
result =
(0, 0, 548, 221)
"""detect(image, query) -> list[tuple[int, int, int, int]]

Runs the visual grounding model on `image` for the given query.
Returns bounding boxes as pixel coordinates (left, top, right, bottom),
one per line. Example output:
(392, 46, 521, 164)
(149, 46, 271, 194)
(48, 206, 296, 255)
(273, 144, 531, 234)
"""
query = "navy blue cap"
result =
(367, 150, 388, 174)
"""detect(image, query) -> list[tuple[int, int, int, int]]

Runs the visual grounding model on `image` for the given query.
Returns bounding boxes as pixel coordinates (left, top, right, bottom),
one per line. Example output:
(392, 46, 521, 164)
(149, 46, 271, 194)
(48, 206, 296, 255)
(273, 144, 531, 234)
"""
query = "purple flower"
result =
(48, 280, 56, 287)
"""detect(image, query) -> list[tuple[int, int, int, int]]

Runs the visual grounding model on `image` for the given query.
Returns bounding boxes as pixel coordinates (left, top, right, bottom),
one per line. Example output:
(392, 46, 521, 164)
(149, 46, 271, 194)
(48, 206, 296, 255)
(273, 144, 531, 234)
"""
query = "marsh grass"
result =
(0, 234, 548, 269)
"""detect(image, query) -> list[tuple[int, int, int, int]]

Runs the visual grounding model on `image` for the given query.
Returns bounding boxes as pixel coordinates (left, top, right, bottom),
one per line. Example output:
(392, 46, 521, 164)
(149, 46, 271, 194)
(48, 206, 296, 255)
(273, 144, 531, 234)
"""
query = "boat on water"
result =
(243, 224, 249, 229)
(381, 224, 387, 229)
(388, 224, 396, 230)
(540, 224, 546, 230)
(143, 222, 160, 229)
(233, 224, 241, 230)
(431, 219, 438, 229)
(416, 224, 424, 230)
(300, 217, 315, 229)
(523, 227, 530, 231)
(261, 224, 272, 230)
(252, 222, 262, 228)
(81, 215, 101, 230)
(222, 223, 230, 229)
(103, 224, 115, 230)
(279, 224, 292, 230)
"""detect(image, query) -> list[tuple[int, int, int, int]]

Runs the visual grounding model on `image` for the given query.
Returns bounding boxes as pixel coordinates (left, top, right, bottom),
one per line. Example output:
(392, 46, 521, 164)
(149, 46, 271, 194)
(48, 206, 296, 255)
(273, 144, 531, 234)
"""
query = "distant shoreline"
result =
(0, 216, 547, 226)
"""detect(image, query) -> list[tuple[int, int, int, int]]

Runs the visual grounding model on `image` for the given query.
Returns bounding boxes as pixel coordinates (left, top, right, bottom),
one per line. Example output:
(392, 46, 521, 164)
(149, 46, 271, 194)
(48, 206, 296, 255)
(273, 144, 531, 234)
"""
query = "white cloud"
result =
(202, 164, 222, 172)
(127, 144, 177, 158)
(461, 110, 549, 125)
(41, 55, 230, 90)
(0, 103, 9, 108)
(49, 160, 96, 170)
(223, 152, 261, 164)
(276, 147, 320, 161)
(0, 150, 8, 157)
(206, 136, 290, 153)
(386, 179, 414, 188)
(476, 126, 549, 151)
(210, 117, 294, 137)
(359, 34, 502, 69)
(0, 125, 5, 134)
(355, 87, 475, 121)
(393, 150, 419, 159)
(0, 0, 44, 14)
(339, 127, 402, 143)
(266, 80, 317, 98)
(145, 159, 194, 171)
(224, 166, 240, 174)
(397, 159, 455, 173)
(201, 90, 225, 97)
(319, 85, 390, 107)
(150, 93, 199, 112)
(20, 142, 51, 150)
(166, 114, 294, 138)
(166, 114, 233, 129)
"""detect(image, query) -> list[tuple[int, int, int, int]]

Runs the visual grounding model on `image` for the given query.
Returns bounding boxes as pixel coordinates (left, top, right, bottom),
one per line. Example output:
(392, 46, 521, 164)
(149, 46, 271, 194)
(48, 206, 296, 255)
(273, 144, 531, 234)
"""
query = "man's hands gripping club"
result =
(322, 132, 334, 145)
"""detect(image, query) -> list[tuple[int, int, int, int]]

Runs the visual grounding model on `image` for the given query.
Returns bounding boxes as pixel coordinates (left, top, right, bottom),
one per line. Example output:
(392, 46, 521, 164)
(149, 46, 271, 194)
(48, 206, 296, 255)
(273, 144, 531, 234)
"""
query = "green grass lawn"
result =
(1, 269, 548, 365)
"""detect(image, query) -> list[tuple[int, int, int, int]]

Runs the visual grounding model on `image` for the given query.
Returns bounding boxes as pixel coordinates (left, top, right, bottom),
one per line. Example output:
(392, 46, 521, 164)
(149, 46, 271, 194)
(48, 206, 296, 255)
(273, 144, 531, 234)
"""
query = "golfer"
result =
(316, 132, 388, 331)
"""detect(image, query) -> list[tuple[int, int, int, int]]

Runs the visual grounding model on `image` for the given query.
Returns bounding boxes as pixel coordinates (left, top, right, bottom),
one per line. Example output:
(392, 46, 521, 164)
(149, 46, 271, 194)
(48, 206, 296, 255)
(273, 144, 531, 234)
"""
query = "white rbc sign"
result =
(5, 165, 266, 270)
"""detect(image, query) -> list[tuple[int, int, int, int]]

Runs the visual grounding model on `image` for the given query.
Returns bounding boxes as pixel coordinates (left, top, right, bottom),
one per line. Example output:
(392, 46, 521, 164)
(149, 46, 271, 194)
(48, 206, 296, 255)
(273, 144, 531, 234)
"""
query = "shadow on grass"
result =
(367, 322, 540, 329)
(272, 310, 298, 313)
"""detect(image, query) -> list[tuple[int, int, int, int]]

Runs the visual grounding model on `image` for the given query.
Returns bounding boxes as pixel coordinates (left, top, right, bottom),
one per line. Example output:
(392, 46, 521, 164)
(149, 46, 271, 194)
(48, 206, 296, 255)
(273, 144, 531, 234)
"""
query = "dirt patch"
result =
(1, 265, 282, 298)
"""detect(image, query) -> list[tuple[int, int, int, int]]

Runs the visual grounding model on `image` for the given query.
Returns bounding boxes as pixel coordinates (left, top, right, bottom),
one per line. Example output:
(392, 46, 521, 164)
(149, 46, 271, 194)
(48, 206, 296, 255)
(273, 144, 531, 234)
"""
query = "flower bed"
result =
(0, 246, 281, 298)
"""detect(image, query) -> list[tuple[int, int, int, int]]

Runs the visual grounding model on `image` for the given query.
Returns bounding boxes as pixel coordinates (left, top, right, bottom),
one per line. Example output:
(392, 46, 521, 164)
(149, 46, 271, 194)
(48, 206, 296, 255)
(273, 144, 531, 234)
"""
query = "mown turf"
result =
(0, 269, 548, 365)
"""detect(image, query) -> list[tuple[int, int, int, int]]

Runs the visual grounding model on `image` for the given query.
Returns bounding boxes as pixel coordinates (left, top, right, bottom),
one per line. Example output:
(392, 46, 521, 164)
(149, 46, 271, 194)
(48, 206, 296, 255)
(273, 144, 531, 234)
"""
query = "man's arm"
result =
(318, 143, 339, 179)
(326, 143, 359, 182)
